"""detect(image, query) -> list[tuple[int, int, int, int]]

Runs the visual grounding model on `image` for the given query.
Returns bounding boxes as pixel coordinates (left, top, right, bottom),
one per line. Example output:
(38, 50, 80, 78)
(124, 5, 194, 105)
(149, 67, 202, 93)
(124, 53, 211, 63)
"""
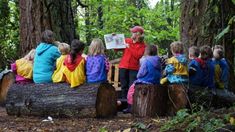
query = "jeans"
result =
(119, 68, 138, 99)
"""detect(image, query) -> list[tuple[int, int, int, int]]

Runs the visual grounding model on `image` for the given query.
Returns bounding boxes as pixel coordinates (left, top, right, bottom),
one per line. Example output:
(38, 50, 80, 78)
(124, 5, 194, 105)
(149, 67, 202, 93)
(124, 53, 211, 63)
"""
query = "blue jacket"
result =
(135, 56, 161, 84)
(189, 58, 215, 89)
(165, 54, 188, 84)
(189, 59, 204, 86)
(212, 58, 229, 89)
(33, 43, 61, 83)
(86, 55, 108, 83)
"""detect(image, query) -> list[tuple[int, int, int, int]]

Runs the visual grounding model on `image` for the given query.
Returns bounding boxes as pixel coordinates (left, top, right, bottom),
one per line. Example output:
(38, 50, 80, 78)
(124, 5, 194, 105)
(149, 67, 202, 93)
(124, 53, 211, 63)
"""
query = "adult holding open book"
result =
(116, 26, 146, 100)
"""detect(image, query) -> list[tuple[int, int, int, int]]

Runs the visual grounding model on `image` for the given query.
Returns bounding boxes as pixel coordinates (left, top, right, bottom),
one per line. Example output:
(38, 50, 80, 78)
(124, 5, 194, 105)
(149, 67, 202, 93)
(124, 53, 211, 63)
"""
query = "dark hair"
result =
(189, 46, 199, 57)
(41, 30, 54, 44)
(200, 45, 213, 60)
(144, 45, 158, 56)
(70, 39, 85, 63)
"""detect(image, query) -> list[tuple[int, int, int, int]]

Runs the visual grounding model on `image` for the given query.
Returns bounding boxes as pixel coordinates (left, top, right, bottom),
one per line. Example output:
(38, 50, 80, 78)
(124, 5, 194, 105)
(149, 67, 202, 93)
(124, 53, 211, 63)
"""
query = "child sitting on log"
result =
(188, 46, 204, 86)
(11, 49, 35, 83)
(199, 45, 215, 91)
(212, 45, 229, 89)
(63, 39, 86, 88)
(86, 38, 109, 83)
(212, 45, 235, 102)
(160, 41, 188, 84)
(125, 45, 161, 113)
(52, 42, 70, 83)
(33, 30, 61, 83)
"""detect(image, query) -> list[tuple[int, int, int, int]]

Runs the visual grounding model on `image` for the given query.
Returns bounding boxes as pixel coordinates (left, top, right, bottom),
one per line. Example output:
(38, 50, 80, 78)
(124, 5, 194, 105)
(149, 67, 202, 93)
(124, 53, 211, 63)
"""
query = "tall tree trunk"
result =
(19, 0, 75, 55)
(180, 0, 235, 91)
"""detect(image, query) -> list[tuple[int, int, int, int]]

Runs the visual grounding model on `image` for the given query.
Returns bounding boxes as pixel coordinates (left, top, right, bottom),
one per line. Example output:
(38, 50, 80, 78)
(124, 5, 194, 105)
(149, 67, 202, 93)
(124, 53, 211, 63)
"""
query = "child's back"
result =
(52, 42, 70, 83)
(161, 41, 188, 84)
(63, 39, 86, 88)
(136, 55, 161, 84)
(11, 49, 35, 83)
(86, 38, 109, 83)
(33, 30, 61, 83)
(212, 48, 229, 89)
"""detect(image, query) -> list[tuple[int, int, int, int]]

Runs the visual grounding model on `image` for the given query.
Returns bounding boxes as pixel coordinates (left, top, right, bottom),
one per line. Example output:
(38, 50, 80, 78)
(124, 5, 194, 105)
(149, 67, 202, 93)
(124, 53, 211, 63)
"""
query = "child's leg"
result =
(127, 83, 135, 105)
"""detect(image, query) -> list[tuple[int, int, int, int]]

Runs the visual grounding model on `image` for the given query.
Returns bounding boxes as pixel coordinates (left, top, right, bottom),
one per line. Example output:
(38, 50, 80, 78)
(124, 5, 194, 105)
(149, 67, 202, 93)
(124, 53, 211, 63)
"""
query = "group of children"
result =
(11, 30, 109, 88)
(11, 29, 233, 114)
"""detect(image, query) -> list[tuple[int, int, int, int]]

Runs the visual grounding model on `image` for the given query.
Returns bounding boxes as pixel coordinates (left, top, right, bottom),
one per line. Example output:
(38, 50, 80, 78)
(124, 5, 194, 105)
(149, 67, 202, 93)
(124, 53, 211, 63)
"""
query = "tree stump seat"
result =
(132, 84, 168, 117)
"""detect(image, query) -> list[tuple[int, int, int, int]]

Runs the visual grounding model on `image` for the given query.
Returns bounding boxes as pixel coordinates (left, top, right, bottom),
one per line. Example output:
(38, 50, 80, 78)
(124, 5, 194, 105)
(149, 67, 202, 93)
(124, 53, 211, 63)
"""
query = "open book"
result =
(104, 34, 126, 49)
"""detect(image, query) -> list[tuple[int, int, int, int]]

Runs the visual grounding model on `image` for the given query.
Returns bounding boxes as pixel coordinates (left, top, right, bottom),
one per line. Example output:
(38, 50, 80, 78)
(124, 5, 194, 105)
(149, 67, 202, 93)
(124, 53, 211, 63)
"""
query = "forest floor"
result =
(1, 106, 235, 131)
(0, 107, 166, 132)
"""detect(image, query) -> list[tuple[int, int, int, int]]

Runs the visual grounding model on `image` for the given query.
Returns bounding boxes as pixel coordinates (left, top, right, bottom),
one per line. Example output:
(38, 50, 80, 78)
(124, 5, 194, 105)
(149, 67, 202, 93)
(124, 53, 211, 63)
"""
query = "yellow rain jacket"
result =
(52, 55, 67, 83)
(15, 58, 33, 79)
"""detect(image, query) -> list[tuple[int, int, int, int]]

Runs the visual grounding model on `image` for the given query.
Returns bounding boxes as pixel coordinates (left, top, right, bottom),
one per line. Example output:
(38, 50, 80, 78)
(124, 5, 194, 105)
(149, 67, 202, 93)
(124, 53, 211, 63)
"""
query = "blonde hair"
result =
(213, 48, 224, 60)
(88, 38, 105, 56)
(58, 42, 70, 55)
(170, 41, 184, 55)
(189, 46, 199, 57)
(24, 49, 36, 61)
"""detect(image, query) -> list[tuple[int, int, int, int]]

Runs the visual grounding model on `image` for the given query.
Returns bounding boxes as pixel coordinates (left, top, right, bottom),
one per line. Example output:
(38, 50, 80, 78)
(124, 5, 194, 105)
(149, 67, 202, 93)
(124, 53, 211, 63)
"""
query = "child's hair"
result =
(144, 44, 158, 56)
(189, 46, 199, 57)
(41, 30, 54, 44)
(170, 41, 184, 55)
(213, 48, 224, 60)
(200, 45, 213, 60)
(214, 45, 224, 51)
(24, 49, 36, 61)
(58, 42, 70, 55)
(70, 39, 85, 63)
(88, 38, 105, 56)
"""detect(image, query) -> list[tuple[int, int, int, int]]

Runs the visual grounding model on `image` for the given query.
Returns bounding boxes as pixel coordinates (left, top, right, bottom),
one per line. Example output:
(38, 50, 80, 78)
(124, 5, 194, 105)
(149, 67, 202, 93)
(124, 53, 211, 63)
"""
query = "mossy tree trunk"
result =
(19, 0, 75, 56)
(180, 0, 235, 91)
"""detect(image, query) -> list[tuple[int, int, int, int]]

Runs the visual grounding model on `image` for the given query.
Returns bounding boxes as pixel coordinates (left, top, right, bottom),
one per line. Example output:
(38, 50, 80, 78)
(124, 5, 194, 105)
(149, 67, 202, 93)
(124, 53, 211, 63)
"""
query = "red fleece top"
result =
(118, 38, 146, 70)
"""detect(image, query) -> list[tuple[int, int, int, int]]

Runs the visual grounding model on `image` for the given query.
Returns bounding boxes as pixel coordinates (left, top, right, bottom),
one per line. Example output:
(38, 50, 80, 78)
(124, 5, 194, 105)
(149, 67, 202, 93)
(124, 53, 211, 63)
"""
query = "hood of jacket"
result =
(64, 54, 83, 71)
(36, 43, 54, 56)
(175, 54, 187, 65)
(141, 56, 161, 69)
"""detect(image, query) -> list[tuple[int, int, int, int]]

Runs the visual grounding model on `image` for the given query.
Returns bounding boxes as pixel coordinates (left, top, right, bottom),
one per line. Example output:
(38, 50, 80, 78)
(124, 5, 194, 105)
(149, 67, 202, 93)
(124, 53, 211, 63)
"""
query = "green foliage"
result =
(0, 0, 19, 69)
(215, 16, 235, 43)
(75, 0, 180, 59)
(132, 122, 147, 131)
(215, 25, 230, 42)
(99, 127, 108, 132)
(160, 108, 226, 132)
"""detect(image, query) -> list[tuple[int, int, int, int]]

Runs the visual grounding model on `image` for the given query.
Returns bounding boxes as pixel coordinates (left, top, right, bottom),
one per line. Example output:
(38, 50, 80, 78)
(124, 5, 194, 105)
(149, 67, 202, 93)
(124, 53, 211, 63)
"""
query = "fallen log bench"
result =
(5, 82, 117, 118)
(132, 84, 168, 117)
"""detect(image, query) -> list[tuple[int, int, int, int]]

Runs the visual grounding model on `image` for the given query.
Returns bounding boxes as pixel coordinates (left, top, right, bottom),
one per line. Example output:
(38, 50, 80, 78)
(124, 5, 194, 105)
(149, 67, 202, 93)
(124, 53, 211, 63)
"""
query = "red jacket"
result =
(118, 38, 146, 70)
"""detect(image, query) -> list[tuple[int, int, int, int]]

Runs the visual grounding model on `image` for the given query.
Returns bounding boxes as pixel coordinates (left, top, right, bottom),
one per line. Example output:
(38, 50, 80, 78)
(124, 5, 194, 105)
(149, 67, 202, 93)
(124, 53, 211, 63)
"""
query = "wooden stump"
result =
(167, 84, 189, 116)
(132, 84, 168, 117)
(5, 82, 117, 118)
(0, 70, 15, 103)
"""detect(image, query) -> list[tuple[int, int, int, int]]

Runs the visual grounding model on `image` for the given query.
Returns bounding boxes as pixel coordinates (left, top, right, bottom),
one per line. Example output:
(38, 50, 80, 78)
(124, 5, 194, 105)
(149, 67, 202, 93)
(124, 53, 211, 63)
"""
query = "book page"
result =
(104, 34, 126, 49)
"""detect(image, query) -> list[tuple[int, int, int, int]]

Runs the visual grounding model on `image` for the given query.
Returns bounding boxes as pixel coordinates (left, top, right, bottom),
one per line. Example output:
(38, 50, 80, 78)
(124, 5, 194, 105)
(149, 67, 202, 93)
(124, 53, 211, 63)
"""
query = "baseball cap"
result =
(130, 26, 144, 34)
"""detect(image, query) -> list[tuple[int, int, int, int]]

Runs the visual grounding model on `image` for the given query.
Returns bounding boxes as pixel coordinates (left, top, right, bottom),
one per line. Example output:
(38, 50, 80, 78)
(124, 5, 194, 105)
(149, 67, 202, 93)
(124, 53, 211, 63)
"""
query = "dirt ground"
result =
(0, 107, 165, 132)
